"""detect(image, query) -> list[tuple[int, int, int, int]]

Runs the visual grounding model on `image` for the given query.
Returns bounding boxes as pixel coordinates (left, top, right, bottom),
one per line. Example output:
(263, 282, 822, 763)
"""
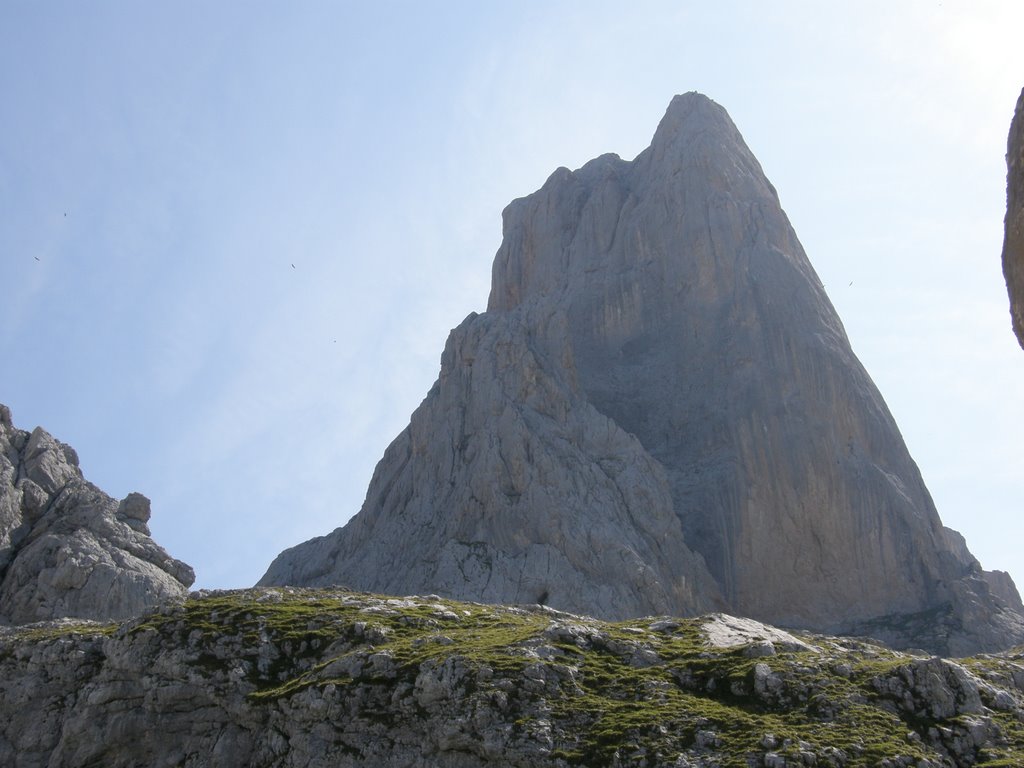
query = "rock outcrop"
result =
(262, 303, 723, 621)
(2, 588, 1023, 767)
(262, 92, 1023, 655)
(0, 403, 194, 624)
(1004, 87, 1024, 349)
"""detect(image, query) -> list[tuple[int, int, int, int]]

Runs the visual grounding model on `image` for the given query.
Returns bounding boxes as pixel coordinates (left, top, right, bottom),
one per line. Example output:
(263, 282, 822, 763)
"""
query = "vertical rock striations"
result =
(0, 403, 194, 624)
(263, 306, 724, 619)
(1004, 86, 1024, 349)
(262, 93, 1023, 654)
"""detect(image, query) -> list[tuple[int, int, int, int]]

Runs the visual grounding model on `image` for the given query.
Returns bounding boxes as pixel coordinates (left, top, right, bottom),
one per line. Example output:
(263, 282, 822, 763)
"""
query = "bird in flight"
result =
(34, 256, 40, 261)
(291, 263, 296, 269)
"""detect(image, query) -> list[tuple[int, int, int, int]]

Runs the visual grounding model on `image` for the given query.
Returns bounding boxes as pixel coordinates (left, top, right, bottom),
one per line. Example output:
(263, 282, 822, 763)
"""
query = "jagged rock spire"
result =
(0, 403, 194, 624)
(263, 93, 1023, 655)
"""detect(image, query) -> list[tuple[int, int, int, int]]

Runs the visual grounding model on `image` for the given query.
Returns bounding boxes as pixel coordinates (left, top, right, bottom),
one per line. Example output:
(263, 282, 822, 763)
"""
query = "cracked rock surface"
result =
(0, 403, 194, 624)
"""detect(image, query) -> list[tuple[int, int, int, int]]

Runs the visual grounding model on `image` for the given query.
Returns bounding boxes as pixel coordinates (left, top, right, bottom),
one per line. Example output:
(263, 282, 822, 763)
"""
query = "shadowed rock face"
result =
(262, 93, 1024, 654)
(262, 304, 724, 620)
(0, 404, 194, 624)
(1004, 87, 1024, 349)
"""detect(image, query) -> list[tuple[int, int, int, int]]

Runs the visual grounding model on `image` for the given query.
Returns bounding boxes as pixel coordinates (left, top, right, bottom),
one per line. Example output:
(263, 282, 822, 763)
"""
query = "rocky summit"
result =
(0, 403, 194, 625)
(261, 93, 1023, 656)
(1004, 86, 1024, 349)
(2, 588, 1024, 767)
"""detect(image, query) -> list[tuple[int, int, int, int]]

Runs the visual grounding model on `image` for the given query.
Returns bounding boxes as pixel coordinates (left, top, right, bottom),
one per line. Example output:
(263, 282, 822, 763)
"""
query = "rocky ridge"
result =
(1004, 86, 1024, 349)
(0, 403, 194, 625)
(1, 588, 1023, 767)
(262, 93, 1024, 656)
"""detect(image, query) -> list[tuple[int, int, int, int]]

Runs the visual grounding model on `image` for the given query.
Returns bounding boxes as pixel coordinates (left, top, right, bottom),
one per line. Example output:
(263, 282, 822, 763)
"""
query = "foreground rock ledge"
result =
(2, 588, 1023, 767)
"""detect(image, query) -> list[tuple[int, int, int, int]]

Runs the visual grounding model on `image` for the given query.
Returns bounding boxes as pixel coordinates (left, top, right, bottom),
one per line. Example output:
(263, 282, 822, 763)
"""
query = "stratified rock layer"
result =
(1004, 87, 1024, 349)
(2, 589, 1024, 768)
(0, 403, 194, 624)
(263, 93, 1023, 654)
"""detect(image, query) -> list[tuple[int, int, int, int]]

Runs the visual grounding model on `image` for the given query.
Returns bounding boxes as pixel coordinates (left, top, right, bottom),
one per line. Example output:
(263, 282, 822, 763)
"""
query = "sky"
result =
(1, 1, 1022, 594)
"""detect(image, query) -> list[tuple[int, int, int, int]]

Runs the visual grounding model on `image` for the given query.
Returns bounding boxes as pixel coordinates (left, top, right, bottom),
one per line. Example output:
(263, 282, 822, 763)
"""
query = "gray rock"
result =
(115, 492, 152, 534)
(2, 589, 1024, 768)
(872, 658, 984, 720)
(262, 304, 722, 619)
(701, 613, 817, 653)
(984, 569, 1024, 613)
(0, 404, 194, 624)
(1004, 87, 1024, 349)
(262, 93, 1024, 655)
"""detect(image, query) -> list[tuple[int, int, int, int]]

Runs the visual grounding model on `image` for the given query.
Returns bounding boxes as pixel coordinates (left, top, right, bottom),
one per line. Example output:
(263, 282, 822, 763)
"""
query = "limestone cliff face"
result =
(487, 94, 962, 630)
(1004, 87, 1024, 349)
(263, 305, 723, 619)
(263, 93, 1023, 654)
(0, 403, 194, 624)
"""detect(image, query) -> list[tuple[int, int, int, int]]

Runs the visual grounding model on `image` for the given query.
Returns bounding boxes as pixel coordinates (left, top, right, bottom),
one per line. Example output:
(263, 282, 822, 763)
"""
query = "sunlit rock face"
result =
(1004, 87, 1024, 349)
(0, 404, 194, 624)
(263, 93, 1024, 655)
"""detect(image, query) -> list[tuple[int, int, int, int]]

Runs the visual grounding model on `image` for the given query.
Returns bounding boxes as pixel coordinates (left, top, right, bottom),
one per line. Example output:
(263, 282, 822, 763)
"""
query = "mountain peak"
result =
(487, 94, 779, 314)
(263, 95, 1024, 655)
(652, 91, 730, 142)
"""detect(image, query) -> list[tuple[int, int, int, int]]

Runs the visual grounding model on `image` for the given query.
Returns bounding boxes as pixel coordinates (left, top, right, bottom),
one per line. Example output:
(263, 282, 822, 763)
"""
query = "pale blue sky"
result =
(2, 2, 1022, 593)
